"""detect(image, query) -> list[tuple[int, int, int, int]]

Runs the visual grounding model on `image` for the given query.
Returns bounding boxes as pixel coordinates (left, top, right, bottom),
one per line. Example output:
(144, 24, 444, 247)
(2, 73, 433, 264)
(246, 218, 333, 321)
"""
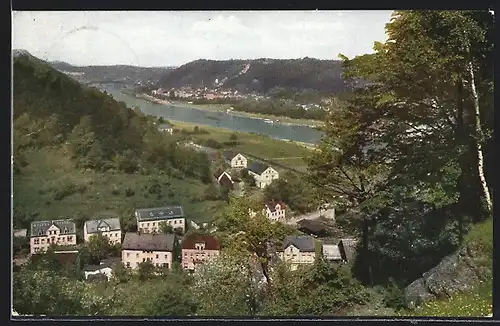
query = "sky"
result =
(12, 11, 393, 67)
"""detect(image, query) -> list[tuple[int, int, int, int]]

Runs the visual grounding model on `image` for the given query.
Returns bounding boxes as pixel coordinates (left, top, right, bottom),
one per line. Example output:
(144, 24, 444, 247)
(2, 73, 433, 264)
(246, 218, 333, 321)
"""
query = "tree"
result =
(229, 133, 238, 141)
(308, 10, 493, 287)
(137, 261, 156, 281)
(159, 222, 174, 234)
(214, 197, 294, 284)
(191, 253, 264, 316)
(85, 234, 112, 264)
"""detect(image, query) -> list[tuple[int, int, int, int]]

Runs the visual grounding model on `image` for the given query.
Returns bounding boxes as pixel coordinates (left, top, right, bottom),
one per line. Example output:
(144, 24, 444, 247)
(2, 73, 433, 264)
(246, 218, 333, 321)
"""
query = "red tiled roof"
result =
(181, 233, 220, 250)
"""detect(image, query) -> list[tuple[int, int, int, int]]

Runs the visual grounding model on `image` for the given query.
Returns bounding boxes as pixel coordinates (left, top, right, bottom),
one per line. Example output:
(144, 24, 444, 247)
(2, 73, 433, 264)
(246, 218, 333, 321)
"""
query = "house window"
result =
(126, 262, 130, 267)
(143, 258, 146, 262)
(153, 222, 156, 226)
(40, 239, 44, 244)
(146, 223, 150, 227)
(156, 254, 159, 259)
(127, 253, 130, 257)
(67, 236, 73, 241)
(184, 253, 187, 256)
(165, 263, 169, 269)
(136, 253, 139, 258)
(174, 220, 177, 224)
(165, 254, 168, 259)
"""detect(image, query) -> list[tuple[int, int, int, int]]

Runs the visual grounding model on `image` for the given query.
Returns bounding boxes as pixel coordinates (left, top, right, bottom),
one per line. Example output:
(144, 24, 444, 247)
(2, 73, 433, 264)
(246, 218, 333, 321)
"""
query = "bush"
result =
(124, 187, 135, 197)
(382, 280, 406, 310)
(53, 182, 87, 201)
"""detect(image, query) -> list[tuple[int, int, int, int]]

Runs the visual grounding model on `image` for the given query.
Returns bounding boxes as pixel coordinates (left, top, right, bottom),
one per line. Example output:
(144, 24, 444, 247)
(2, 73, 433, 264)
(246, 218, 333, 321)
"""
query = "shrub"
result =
(53, 182, 87, 201)
(124, 188, 135, 197)
(382, 280, 406, 310)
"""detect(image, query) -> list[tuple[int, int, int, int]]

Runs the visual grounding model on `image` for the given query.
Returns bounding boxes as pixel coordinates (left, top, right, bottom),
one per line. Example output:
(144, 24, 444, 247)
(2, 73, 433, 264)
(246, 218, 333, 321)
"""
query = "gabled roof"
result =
(181, 233, 220, 250)
(281, 235, 315, 252)
(85, 217, 121, 234)
(122, 233, 175, 251)
(248, 161, 270, 175)
(265, 201, 286, 212)
(297, 219, 326, 234)
(158, 122, 173, 130)
(30, 219, 76, 237)
(135, 206, 185, 221)
(323, 244, 342, 261)
(339, 239, 358, 262)
(222, 151, 239, 161)
(83, 257, 120, 271)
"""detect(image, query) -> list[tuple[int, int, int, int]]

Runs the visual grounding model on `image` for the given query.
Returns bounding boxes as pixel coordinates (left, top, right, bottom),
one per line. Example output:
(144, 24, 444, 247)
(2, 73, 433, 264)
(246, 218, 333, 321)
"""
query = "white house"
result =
(263, 201, 286, 221)
(84, 217, 122, 244)
(82, 258, 120, 281)
(247, 161, 279, 189)
(223, 151, 247, 169)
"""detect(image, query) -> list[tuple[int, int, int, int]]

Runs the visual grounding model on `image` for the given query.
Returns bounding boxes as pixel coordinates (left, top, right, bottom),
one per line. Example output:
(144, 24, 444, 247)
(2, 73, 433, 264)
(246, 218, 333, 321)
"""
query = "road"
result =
(284, 208, 335, 225)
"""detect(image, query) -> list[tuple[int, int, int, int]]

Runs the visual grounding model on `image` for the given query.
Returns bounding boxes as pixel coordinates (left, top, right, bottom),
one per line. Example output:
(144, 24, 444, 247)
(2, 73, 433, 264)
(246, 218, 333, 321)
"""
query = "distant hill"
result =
(48, 59, 175, 86)
(157, 58, 347, 94)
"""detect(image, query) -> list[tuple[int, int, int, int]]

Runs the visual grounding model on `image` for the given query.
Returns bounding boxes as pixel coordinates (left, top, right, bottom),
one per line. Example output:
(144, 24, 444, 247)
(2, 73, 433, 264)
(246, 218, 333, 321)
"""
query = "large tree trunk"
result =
(466, 60, 492, 213)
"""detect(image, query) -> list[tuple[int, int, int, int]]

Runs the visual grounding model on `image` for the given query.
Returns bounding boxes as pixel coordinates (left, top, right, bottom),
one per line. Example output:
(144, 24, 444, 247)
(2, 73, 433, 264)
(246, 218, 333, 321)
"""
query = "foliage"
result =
(84, 234, 113, 264)
(263, 171, 320, 213)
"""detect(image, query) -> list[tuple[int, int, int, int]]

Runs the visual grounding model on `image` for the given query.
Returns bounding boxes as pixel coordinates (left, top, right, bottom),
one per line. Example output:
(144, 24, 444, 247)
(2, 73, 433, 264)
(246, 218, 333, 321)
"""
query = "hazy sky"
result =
(12, 11, 393, 67)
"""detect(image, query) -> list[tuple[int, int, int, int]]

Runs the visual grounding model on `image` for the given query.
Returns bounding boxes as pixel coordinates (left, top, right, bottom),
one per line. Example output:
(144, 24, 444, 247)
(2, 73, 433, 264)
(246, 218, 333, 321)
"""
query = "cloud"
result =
(12, 11, 393, 67)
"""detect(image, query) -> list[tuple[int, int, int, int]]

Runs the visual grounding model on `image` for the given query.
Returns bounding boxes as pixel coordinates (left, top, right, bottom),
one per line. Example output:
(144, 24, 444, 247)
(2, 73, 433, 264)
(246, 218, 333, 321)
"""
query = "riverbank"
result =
(169, 120, 315, 170)
(168, 100, 324, 127)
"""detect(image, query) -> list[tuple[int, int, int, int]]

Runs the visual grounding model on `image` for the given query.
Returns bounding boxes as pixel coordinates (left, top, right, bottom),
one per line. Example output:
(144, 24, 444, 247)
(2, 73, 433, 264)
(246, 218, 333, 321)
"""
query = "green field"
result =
(170, 120, 315, 170)
(13, 148, 228, 230)
(169, 100, 323, 127)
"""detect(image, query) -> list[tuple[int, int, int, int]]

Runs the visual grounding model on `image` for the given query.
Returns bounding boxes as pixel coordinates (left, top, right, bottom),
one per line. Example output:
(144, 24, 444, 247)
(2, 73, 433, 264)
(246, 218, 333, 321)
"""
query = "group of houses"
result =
(17, 202, 357, 279)
(215, 151, 280, 189)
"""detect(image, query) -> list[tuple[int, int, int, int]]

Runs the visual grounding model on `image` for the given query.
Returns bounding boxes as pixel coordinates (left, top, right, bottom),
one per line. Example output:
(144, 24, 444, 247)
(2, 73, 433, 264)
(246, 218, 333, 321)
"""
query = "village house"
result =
(263, 201, 286, 221)
(158, 122, 174, 134)
(214, 168, 234, 189)
(247, 161, 279, 189)
(322, 244, 343, 263)
(296, 219, 327, 237)
(82, 257, 120, 281)
(223, 151, 248, 169)
(121, 232, 176, 269)
(338, 239, 358, 263)
(181, 233, 220, 271)
(30, 219, 77, 254)
(83, 217, 122, 244)
(135, 206, 186, 233)
(278, 235, 317, 271)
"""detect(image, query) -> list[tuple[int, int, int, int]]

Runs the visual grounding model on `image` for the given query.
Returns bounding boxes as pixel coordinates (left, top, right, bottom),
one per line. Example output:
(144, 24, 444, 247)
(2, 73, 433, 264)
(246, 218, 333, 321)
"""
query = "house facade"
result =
(84, 217, 122, 244)
(181, 233, 220, 271)
(214, 169, 234, 189)
(223, 151, 247, 169)
(278, 236, 316, 271)
(247, 161, 279, 189)
(121, 232, 176, 269)
(322, 244, 343, 263)
(263, 201, 286, 221)
(158, 123, 174, 134)
(135, 206, 186, 233)
(30, 219, 77, 254)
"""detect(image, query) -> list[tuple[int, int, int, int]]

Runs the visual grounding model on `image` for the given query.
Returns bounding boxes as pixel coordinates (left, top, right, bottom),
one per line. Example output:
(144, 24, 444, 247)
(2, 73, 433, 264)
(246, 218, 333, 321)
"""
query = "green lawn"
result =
(171, 121, 315, 170)
(13, 148, 227, 229)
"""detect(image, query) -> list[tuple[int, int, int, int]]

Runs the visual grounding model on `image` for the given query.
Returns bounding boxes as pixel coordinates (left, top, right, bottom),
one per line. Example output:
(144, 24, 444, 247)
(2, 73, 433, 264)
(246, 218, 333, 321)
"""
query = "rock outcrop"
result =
(404, 241, 489, 309)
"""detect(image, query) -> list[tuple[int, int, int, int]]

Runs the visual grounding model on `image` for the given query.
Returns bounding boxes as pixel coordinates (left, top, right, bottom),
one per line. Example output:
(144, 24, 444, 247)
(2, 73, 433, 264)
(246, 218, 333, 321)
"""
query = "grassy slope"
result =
(13, 147, 227, 227)
(401, 218, 493, 317)
(171, 121, 314, 170)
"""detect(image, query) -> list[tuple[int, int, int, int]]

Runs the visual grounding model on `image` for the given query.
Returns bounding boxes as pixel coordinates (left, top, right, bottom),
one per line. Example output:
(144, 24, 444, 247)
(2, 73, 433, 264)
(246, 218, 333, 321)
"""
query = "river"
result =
(101, 85, 323, 144)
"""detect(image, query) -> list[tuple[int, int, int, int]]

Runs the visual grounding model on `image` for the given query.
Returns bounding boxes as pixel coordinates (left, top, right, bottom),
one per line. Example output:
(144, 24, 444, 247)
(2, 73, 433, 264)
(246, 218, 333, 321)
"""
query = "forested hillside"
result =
(13, 52, 221, 230)
(157, 58, 348, 94)
(49, 60, 174, 85)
